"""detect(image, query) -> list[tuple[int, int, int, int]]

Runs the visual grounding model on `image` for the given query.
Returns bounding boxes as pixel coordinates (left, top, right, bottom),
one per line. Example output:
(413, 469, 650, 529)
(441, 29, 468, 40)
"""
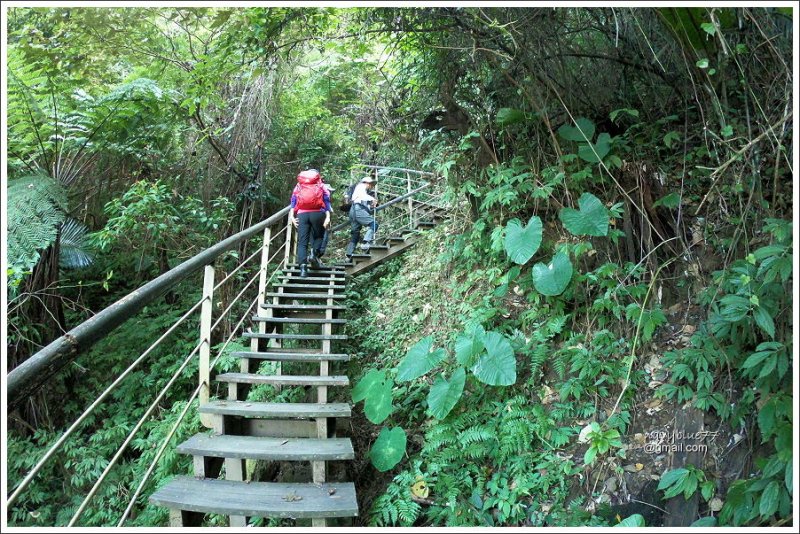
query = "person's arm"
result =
(289, 194, 299, 227)
(323, 192, 332, 228)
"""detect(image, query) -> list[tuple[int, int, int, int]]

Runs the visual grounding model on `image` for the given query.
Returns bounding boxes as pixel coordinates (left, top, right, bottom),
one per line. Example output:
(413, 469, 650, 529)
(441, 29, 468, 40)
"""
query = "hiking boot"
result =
(310, 255, 322, 269)
(299, 264, 309, 278)
(360, 242, 371, 252)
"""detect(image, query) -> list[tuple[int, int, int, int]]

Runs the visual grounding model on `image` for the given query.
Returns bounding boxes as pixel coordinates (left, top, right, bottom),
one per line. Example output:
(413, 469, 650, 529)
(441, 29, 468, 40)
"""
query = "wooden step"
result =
(265, 292, 345, 300)
(177, 434, 354, 461)
(279, 271, 346, 279)
(367, 244, 390, 250)
(348, 253, 371, 259)
(199, 400, 351, 419)
(282, 269, 346, 276)
(149, 477, 358, 519)
(386, 236, 407, 243)
(216, 373, 349, 387)
(261, 303, 346, 311)
(279, 275, 346, 282)
(231, 351, 350, 362)
(274, 283, 346, 290)
(243, 332, 348, 341)
(252, 316, 347, 325)
(345, 237, 419, 277)
(284, 265, 345, 272)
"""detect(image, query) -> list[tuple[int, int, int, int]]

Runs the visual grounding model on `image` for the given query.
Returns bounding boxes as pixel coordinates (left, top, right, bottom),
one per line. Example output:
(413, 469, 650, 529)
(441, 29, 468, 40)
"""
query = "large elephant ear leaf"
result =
(427, 367, 466, 420)
(396, 336, 446, 382)
(559, 192, 609, 236)
(471, 332, 517, 386)
(558, 117, 596, 142)
(363, 379, 394, 424)
(503, 216, 543, 264)
(531, 251, 574, 296)
(352, 369, 385, 403)
(370, 427, 407, 472)
(578, 133, 612, 163)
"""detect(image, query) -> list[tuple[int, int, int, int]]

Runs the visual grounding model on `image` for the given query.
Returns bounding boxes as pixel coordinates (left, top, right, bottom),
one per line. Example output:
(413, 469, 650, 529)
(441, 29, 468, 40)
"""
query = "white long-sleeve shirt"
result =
(351, 182, 376, 204)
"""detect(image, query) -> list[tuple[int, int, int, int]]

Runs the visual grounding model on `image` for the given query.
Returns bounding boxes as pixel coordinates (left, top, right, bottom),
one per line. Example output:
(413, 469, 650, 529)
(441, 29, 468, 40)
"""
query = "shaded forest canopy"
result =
(4, 5, 795, 528)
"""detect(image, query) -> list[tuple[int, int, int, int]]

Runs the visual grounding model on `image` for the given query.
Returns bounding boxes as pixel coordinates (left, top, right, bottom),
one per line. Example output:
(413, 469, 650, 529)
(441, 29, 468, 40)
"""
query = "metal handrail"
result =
(213, 224, 287, 291)
(330, 182, 432, 233)
(355, 164, 437, 176)
(7, 206, 291, 406)
(6, 297, 206, 507)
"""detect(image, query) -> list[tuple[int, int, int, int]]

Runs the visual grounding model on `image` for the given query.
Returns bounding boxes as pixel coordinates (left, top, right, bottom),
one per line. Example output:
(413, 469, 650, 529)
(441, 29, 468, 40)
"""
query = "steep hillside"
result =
(342, 207, 792, 527)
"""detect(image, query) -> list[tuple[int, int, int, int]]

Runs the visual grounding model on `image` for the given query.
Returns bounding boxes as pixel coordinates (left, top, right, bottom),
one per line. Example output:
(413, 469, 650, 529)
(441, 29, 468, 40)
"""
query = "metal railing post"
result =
(199, 265, 214, 428)
(256, 226, 272, 316)
(283, 218, 294, 268)
(406, 171, 414, 230)
(374, 167, 380, 240)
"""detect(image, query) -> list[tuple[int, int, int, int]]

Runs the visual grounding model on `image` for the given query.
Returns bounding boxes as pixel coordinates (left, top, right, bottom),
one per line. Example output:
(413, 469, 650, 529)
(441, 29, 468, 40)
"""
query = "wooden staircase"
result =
(150, 265, 357, 526)
(149, 182, 450, 527)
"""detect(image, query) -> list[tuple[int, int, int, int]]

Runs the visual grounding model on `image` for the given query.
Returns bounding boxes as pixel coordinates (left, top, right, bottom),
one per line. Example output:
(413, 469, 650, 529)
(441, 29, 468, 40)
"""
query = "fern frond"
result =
(7, 174, 67, 285)
(58, 218, 93, 269)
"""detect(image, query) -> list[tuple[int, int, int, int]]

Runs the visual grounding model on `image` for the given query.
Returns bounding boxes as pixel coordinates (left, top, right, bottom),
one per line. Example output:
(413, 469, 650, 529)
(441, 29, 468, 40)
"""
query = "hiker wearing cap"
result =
(346, 176, 379, 258)
(288, 169, 332, 278)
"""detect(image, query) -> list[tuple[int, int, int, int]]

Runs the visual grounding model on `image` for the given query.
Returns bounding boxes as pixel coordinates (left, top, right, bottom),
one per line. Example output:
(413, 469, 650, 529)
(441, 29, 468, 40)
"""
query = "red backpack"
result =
(295, 169, 324, 210)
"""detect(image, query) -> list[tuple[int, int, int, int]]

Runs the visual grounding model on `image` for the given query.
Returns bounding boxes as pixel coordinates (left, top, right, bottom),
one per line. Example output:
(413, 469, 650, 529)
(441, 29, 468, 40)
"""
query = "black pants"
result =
(297, 211, 326, 265)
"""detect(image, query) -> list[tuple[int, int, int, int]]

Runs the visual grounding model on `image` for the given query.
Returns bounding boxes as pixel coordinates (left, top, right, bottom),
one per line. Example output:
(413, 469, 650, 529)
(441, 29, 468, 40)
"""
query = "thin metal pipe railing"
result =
(8, 206, 291, 406)
(67, 339, 204, 526)
(212, 224, 286, 291)
(355, 164, 437, 176)
(210, 262, 265, 333)
(9, 224, 291, 511)
(6, 294, 207, 508)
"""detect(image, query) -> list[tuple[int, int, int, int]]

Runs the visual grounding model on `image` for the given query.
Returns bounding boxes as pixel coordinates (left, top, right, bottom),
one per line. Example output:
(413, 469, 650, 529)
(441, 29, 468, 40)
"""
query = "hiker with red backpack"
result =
(288, 169, 332, 278)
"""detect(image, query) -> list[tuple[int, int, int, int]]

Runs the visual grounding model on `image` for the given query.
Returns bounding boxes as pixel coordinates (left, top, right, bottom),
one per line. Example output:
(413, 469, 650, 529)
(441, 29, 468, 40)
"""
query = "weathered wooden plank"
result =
(264, 292, 346, 300)
(242, 333, 348, 341)
(284, 263, 345, 269)
(245, 419, 317, 438)
(252, 316, 347, 325)
(198, 400, 351, 419)
(261, 303, 346, 310)
(230, 351, 350, 362)
(178, 434, 354, 461)
(274, 283, 347, 290)
(262, 347, 334, 354)
(347, 239, 418, 276)
(283, 266, 345, 273)
(215, 373, 349, 387)
(149, 477, 358, 518)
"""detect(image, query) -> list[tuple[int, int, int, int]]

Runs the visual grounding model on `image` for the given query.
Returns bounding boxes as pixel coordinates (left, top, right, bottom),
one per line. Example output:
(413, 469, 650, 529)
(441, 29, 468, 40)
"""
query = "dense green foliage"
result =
(5, 5, 794, 528)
